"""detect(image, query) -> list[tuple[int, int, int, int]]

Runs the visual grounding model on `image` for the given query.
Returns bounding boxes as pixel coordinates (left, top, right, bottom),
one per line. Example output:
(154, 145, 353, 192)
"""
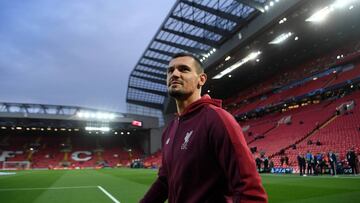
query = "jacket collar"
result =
(176, 94, 222, 117)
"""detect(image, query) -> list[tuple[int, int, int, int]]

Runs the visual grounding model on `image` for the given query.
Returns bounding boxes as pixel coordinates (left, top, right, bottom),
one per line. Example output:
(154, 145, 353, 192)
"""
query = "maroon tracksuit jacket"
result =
(141, 95, 268, 203)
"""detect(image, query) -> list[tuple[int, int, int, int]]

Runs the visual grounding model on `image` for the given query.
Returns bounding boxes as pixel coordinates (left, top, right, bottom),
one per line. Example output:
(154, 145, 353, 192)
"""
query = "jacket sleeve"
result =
(209, 109, 268, 203)
(140, 132, 168, 203)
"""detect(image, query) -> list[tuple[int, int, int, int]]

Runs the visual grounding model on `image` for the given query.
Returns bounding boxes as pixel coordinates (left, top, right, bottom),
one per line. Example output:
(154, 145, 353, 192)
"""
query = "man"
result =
(297, 153, 306, 176)
(328, 151, 337, 176)
(317, 152, 324, 175)
(140, 53, 267, 203)
(263, 156, 269, 173)
(255, 156, 263, 173)
(306, 151, 313, 175)
(312, 154, 318, 176)
(346, 148, 358, 175)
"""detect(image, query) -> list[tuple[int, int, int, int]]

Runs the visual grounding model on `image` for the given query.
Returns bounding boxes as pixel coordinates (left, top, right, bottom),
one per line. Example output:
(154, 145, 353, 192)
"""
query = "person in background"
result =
(347, 148, 358, 175)
(306, 151, 313, 175)
(328, 151, 337, 176)
(297, 152, 306, 176)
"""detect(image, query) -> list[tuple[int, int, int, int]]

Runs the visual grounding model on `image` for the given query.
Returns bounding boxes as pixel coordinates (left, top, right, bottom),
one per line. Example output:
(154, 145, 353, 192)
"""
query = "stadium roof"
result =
(126, 0, 268, 111)
(127, 0, 360, 115)
(0, 102, 158, 129)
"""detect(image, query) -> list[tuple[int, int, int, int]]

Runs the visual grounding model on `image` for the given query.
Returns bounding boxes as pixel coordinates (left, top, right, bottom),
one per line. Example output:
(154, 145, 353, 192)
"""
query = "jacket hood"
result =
(178, 94, 222, 117)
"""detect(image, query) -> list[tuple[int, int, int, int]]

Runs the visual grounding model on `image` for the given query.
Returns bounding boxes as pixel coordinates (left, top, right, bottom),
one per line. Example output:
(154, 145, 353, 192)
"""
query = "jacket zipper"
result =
(170, 116, 180, 201)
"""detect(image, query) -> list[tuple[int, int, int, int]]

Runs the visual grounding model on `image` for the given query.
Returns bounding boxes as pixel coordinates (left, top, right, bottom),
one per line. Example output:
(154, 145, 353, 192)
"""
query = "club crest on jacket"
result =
(181, 130, 193, 150)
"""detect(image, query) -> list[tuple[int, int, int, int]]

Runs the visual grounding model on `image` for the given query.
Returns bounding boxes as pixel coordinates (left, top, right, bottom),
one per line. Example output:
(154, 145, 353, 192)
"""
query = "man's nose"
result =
(171, 68, 181, 77)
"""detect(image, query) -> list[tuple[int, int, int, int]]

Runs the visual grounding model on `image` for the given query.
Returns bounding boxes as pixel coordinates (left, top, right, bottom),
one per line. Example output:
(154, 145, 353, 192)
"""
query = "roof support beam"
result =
(127, 99, 163, 110)
(143, 56, 169, 65)
(129, 85, 167, 96)
(148, 48, 175, 58)
(154, 39, 207, 55)
(162, 27, 219, 48)
(131, 75, 166, 85)
(234, 0, 265, 13)
(134, 69, 166, 79)
(138, 63, 167, 72)
(181, 0, 241, 22)
(170, 15, 231, 37)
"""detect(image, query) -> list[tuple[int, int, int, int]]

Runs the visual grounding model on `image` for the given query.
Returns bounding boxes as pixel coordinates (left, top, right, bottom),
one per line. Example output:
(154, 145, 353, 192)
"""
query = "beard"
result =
(168, 88, 191, 100)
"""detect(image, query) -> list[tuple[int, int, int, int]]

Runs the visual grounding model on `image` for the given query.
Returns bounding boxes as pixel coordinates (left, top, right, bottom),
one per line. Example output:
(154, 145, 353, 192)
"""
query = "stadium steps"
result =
(323, 75, 337, 88)
(247, 124, 278, 145)
(319, 115, 338, 130)
(269, 113, 337, 159)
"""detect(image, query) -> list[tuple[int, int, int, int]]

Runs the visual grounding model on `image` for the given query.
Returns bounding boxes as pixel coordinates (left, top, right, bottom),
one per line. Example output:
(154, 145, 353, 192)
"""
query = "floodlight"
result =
(213, 51, 261, 79)
(306, 7, 333, 22)
(85, 126, 110, 132)
(269, 32, 293, 44)
(332, 0, 356, 9)
(77, 112, 83, 118)
(83, 112, 90, 118)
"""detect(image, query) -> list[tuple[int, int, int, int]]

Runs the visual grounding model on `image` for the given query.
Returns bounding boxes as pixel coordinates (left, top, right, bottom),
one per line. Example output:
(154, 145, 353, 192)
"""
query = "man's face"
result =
(167, 56, 206, 100)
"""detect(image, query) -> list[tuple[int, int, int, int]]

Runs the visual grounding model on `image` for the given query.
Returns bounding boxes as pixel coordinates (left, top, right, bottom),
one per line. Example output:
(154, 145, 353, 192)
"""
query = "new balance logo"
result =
(181, 130, 193, 150)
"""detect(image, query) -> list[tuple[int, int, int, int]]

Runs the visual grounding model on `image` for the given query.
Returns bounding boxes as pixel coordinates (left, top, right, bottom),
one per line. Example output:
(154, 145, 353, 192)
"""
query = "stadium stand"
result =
(221, 43, 360, 174)
(279, 91, 360, 170)
(0, 134, 144, 169)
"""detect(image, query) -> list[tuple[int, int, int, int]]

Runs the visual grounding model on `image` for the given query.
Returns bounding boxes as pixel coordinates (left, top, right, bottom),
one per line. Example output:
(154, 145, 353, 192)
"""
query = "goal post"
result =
(2, 161, 31, 170)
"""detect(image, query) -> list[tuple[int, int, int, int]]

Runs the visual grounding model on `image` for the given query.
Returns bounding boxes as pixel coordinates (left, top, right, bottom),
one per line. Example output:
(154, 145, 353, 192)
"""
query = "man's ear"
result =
(198, 73, 207, 87)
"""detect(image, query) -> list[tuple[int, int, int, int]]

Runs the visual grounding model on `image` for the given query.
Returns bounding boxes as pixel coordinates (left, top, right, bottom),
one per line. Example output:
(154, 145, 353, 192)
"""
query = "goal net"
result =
(2, 161, 31, 170)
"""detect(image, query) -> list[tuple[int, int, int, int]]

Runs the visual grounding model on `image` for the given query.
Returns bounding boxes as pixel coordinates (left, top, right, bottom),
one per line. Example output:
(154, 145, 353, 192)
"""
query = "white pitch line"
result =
(0, 186, 97, 191)
(97, 186, 121, 203)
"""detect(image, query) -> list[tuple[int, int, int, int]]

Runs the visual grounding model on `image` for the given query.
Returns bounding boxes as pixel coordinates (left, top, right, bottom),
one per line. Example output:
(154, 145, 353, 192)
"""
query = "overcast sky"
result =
(0, 0, 174, 113)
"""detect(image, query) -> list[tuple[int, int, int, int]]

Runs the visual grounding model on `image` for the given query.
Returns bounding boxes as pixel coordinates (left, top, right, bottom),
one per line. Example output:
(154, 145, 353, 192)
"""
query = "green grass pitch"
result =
(1, 169, 360, 203)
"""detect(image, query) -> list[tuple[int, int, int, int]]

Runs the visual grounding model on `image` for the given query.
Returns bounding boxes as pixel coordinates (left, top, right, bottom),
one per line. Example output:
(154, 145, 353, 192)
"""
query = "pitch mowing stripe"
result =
(0, 186, 97, 191)
(97, 186, 121, 203)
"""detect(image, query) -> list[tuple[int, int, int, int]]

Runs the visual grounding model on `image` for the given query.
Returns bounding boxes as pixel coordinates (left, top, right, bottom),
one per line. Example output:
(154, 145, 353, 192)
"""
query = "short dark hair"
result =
(171, 52, 204, 73)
